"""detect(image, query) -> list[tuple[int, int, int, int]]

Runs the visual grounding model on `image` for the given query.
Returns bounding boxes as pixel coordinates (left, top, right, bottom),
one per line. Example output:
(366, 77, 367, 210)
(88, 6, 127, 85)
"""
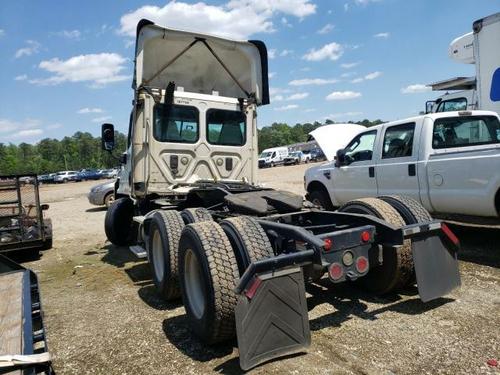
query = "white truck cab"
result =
(305, 111, 500, 218)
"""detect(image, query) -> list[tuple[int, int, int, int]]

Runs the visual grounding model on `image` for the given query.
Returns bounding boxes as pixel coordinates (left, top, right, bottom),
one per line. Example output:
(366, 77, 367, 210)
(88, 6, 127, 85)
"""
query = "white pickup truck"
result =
(304, 110, 500, 218)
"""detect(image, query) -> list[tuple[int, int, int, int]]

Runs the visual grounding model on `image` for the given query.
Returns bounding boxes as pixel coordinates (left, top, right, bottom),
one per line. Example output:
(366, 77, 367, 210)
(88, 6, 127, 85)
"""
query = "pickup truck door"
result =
(375, 121, 421, 201)
(331, 130, 378, 203)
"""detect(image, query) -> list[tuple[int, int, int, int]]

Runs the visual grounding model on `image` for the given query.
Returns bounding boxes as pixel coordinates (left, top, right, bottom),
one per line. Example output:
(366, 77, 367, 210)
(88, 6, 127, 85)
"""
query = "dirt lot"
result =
(16, 165, 500, 374)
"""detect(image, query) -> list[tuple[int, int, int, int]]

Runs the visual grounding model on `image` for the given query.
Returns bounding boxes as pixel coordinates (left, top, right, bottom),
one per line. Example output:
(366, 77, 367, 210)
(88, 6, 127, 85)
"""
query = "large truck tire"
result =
(378, 195, 432, 224)
(104, 197, 135, 246)
(180, 207, 213, 224)
(178, 221, 240, 343)
(148, 210, 184, 301)
(338, 197, 413, 294)
(378, 195, 433, 287)
(219, 216, 275, 274)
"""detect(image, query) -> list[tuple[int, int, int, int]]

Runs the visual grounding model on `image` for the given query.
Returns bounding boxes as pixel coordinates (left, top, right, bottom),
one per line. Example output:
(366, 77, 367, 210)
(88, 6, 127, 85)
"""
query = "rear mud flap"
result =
(412, 235, 461, 302)
(235, 267, 310, 371)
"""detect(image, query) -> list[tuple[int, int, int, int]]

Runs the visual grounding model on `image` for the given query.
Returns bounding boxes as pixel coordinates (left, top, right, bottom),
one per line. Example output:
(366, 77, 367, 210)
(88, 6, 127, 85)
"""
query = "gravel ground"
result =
(14, 166, 500, 374)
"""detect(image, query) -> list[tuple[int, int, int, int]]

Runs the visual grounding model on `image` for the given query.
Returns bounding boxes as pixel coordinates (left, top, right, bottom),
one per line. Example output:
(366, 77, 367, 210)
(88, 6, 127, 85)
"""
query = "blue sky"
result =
(0, 0, 499, 144)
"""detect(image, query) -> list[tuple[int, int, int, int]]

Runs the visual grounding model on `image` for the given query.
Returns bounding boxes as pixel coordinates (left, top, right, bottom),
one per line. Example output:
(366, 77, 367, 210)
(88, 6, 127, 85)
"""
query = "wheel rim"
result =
(106, 194, 115, 207)
(152, 229, 165, 282)
(184, 249, 206, 319)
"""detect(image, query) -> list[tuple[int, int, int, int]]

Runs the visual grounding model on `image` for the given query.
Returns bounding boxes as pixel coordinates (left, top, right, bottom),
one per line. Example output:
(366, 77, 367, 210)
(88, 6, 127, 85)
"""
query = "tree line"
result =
(0, 119, 384, 175)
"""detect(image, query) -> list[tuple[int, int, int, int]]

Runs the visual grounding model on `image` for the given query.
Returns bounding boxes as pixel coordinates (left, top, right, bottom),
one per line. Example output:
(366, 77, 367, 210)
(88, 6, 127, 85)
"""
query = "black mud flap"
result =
(235, 267, 310, 371)
(412, 235, 461, 302)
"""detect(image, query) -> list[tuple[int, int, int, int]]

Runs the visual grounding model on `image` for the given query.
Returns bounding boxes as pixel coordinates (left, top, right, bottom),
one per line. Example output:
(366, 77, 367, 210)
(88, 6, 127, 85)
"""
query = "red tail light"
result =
(355, 256, 369, 273)
(441, 223, 460, 247)
(361, 230, 371, 243)
(323, 238, 333, 251)
(328, 263, 343, 280)
(244, 276, 262, 299)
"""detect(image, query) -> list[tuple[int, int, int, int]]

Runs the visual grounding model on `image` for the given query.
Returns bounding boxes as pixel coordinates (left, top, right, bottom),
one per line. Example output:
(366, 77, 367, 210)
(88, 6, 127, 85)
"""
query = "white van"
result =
(258, 146, 288, 168)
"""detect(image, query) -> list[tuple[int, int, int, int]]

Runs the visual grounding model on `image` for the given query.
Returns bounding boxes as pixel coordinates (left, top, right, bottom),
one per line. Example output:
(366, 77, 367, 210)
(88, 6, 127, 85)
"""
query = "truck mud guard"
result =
(402, 221, 461, 302)
(235, 266, 310, 371)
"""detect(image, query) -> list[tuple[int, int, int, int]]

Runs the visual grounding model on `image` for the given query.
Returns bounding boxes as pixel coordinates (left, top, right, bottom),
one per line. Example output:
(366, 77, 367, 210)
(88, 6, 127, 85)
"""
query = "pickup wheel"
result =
(220, 216, 274, 275)
(308, 189, 334, 211)
(148, 210, 184, 301)
(181, 207, 213, 224)
(338, 197, 413, 294)
(104, 197, 135, 246)
(178, 221, 240, 343)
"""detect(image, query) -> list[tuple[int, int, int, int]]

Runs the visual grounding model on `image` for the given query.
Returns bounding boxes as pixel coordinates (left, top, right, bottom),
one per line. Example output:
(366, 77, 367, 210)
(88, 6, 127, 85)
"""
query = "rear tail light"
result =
(328, 263, 343, 281)
(323, 238, 333, 251)
(441, 223, 460, 247)
(361, 230, 371, 243)
(355, 256, 369, 274)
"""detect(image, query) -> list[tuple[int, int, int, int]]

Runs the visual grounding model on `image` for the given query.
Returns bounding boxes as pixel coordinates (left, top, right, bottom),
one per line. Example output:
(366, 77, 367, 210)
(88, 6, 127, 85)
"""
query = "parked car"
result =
(305, 110, 500, 218)
(53, 171, 81, 183)
(38, 174, 55, 184)
(88, 180, 115, 208)
(284, 151, 306, 165)
(78, 169, 101, 181)
(102, 168, 119, 179)
(310, 149, 326, 162)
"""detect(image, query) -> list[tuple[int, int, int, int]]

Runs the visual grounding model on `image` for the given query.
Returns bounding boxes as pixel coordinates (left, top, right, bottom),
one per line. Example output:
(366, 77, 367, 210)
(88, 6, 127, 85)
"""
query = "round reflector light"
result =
(356, 256, 369, 273)
(342, 251, 354, 266)
(323, 238, 333, 251)
(361, 231, 371, 243)
(328, 263, 343, 280)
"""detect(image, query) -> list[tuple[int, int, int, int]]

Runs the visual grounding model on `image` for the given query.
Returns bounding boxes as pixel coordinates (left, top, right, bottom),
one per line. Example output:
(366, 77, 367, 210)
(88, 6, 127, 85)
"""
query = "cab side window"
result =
(382, 123, 415, 159)
(436, 98, 467, 112)
(344, 130, 377, 163)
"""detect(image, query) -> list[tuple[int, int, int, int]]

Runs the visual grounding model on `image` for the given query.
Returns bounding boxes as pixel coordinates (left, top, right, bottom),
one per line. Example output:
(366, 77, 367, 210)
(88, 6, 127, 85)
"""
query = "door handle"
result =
(408, 164, 416, 176)
(369, 166, 375, 178)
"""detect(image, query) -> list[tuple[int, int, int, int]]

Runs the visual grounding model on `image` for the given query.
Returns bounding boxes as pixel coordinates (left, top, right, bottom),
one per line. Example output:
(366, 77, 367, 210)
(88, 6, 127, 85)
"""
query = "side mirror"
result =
(425, 100, 436, 114)
(119, 153, 127, 165)
(41, 204, 50, 211)
(335, 149, 346, 167)
(101, 123, 115, 151)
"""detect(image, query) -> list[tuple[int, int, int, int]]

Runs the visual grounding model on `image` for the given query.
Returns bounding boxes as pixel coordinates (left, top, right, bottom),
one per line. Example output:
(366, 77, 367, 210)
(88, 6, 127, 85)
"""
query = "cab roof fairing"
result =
(132, 19, 269, 106)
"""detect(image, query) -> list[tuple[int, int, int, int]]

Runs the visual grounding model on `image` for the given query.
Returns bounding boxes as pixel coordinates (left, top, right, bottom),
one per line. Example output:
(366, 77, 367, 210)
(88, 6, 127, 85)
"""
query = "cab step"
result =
(129, 245, 147, 259)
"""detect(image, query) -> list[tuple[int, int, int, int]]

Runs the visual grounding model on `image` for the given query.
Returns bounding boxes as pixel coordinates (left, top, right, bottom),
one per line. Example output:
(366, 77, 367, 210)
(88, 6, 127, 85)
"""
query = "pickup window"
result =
(153, 104, 199, 143)
(382, 123, 415, 158)
(207, 109, 246, 146)
(344, 130, 377, 163)
(433, 115, 500, 149)
(436, 98, 467, 112)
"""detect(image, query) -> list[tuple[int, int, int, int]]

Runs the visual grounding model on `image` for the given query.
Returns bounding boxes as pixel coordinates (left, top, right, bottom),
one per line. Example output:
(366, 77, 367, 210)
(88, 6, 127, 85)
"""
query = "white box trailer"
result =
(427, 12, 500, 115)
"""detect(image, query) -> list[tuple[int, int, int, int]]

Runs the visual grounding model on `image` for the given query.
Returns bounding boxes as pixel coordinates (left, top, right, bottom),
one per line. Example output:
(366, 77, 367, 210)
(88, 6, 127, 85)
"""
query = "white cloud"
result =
(286, 92, 309, 100)
(274, 104, 299, 111)
(341, 62, 359, 69)
(280, 49, 293, 57)
(77, 107, 104, 114)
(317, 23, 334, 34)
(327, 111, 363, 119)
(401, 84, 431, 94)
(47, 123, 62, 130)
(351, 71, 382, 83)
(53, 30, 81, 39)
(268, 72, 276, 79)
(272, 95, 284, 102)
(354, 0, 381, 5)
(303, 42, 343, 61)
(30, 53, 129, 87)
(0, 29, 5, 37)
(14, 40, 41, 59)
(119, 1, 315, 40)
(11, 129, 43, 139)
(92, 116, 112, 123)
(341, 72, 356, 78)
(14, 74, 28, 81)
(326, 91, 362, 100)
(374, 32, 390, 39)
(344, 3, 349, 11)
(289, 78, 338, 86)
(270, 87, 292, 95)
(268, 49, 277, 59)
(304, 108, 316, 112)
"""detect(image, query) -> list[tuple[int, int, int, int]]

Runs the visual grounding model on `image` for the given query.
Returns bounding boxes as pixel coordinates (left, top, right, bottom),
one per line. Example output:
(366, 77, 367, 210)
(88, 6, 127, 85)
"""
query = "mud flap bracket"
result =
(412, 235, 461, 302)
(235, 267, 310, 371)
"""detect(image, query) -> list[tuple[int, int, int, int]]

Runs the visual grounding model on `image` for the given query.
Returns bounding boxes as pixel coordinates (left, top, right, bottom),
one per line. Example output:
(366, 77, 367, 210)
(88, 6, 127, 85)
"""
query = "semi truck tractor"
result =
(102, 19, 461, 370)
(426, 12, 500, 115)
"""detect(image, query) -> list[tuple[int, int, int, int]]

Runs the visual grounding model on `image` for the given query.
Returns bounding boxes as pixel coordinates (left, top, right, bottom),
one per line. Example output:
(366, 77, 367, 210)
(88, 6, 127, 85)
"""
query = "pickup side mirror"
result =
(119, 152, 127, 165)
(425, 100, 436, 114)
(334, 149, 346, 167)
(101, 123, 115, 152)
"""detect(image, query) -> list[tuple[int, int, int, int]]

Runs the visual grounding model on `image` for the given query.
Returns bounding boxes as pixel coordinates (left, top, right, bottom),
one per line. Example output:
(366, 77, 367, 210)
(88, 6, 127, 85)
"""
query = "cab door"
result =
(375, 121, 422, 201)
(331, 130, 379, 203)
